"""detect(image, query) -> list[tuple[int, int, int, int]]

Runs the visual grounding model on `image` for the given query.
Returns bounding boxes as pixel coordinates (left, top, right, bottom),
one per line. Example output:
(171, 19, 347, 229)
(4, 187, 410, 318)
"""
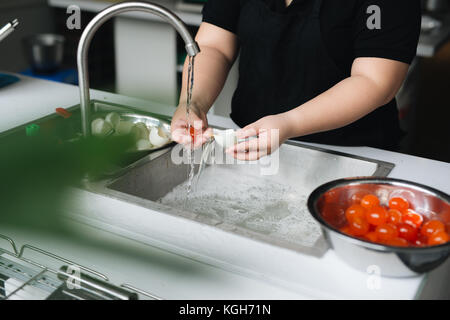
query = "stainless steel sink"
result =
(83, 140, 394, 258)
(0, 101, 394, 283)
(0, 99, 394, 258)
(1, 99, 396, 289)
(40, 104, 394, 290)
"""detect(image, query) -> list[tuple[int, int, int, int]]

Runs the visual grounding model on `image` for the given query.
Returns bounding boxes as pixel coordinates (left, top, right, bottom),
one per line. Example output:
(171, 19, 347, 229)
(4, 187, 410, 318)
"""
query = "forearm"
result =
(283, 58, 408, 139)
(283, 76, 389, 138)
(178, 45, 233, 114)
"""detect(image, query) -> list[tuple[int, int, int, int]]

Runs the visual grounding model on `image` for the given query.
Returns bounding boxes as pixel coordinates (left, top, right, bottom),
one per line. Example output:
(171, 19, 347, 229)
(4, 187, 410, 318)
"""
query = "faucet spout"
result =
(77, 1, 200, 137)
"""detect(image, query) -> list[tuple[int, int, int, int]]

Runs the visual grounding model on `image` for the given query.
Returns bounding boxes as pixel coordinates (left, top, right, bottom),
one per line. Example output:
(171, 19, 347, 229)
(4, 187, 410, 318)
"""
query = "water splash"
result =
(193, 138, 215, 192)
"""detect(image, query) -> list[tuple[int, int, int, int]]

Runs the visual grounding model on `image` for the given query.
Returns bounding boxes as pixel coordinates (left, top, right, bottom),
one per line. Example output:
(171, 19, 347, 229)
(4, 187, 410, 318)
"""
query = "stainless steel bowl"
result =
(22, 34, 65, 73)
(91, 111, 173, 152)
(308, 177, 450, 278)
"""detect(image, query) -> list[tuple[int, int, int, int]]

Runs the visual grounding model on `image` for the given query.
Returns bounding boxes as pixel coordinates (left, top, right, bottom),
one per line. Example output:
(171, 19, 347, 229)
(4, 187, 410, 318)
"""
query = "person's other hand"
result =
(226, 113, 293, 160)
(171, 102, 213, 149)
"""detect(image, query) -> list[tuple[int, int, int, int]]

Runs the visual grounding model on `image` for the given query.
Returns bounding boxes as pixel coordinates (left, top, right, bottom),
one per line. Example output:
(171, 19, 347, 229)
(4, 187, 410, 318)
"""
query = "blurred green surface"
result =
(0, 122, 135, 234)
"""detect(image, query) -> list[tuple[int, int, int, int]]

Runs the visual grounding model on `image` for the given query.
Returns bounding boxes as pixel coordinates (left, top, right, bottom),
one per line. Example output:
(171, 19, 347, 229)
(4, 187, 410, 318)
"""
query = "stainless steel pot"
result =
(22, 34, 65, 73)
(307, 177, 450, 278)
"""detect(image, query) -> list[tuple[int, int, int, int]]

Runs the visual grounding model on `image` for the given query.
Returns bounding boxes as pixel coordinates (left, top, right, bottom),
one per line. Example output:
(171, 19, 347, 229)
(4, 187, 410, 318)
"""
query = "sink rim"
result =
(284, 139, 395, 177)
(0, 99, 173, 140)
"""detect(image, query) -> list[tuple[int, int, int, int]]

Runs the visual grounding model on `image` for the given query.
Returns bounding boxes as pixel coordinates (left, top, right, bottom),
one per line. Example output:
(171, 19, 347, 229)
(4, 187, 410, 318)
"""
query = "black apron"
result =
(230, 0, 402, 149)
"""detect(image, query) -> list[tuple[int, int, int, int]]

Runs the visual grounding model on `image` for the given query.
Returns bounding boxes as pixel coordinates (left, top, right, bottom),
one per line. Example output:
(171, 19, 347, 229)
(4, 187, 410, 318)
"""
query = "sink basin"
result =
(81, 140, 394, 257)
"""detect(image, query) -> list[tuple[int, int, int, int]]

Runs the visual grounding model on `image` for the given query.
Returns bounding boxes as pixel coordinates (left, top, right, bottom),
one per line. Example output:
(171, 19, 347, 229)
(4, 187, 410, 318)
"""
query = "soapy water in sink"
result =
(159, 165, 322, 247)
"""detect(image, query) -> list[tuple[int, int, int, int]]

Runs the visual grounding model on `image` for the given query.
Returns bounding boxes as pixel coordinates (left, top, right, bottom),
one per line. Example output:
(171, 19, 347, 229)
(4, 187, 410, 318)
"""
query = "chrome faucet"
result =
(77, 1, 200, 137)
(0, 19, 19, 43)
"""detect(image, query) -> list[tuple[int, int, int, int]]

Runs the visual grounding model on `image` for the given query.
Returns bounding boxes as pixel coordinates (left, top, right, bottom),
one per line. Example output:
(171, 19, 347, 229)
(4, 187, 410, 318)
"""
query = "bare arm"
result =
(171, 22, 239, 146)
(230, 57, 410, 160)
(284, 57, 409, 138)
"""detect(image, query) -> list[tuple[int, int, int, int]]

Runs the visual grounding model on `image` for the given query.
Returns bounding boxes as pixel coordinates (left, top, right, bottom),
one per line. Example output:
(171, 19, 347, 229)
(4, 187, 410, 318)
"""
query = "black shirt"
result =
(203, 0, 421, 73)
(202, 0, 421, 149)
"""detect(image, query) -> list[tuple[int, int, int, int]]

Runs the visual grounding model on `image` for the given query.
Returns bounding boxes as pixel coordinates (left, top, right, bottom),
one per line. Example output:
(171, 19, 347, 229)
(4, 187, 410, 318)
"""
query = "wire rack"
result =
(0, 233, 162, 300)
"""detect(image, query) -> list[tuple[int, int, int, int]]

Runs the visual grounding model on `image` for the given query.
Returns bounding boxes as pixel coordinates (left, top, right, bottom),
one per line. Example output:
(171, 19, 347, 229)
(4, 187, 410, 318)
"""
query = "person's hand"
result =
(226, 113, 294, 160)
(171, 102, 213, 148)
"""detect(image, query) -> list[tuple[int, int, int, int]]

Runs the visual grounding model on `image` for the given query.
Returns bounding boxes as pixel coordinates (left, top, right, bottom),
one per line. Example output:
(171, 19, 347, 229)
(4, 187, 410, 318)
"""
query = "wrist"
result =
(178, 100, 208, 116)
(279, 110, 300, 140)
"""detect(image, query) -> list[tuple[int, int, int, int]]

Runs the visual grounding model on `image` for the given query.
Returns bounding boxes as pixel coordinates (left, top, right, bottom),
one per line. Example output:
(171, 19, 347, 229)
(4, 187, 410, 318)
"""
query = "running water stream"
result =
(186, 56, 195, 195)
(185, 56, 216, 196)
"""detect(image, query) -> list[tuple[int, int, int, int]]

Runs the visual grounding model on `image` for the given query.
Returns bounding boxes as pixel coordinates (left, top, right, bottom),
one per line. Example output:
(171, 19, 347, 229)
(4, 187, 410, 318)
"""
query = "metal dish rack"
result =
(0, 234, 162, 300)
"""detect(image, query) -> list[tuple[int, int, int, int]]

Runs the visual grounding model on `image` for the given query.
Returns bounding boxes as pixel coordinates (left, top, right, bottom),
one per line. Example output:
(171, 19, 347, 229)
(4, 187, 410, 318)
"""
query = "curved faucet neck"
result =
(77, 1, 200, 137)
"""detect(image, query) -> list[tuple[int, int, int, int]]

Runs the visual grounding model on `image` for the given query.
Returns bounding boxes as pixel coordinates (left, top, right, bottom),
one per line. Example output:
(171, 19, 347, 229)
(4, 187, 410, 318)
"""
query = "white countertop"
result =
(0, 74, 449, 299)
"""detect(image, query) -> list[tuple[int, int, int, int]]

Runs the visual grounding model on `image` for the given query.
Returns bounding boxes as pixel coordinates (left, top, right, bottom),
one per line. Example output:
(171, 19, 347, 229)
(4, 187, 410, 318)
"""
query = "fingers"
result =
(226, 137, 259, 153)
(236, 127, 258, 140)
(171, 119, 213, 149)
(233, 151, 262, 161)
(171, 106, 211, 145)
(192, 131, 210, 149)
(226, 138, 270, 161)
(203, 127, 214, 140)
(171, 132, 191, 145)
(226, 128, 273, 161)
(230, 147, 269, 161)
(228, 129, 270, 152)
(171, 119, 189, 144)
(171, 119, 188, 130)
